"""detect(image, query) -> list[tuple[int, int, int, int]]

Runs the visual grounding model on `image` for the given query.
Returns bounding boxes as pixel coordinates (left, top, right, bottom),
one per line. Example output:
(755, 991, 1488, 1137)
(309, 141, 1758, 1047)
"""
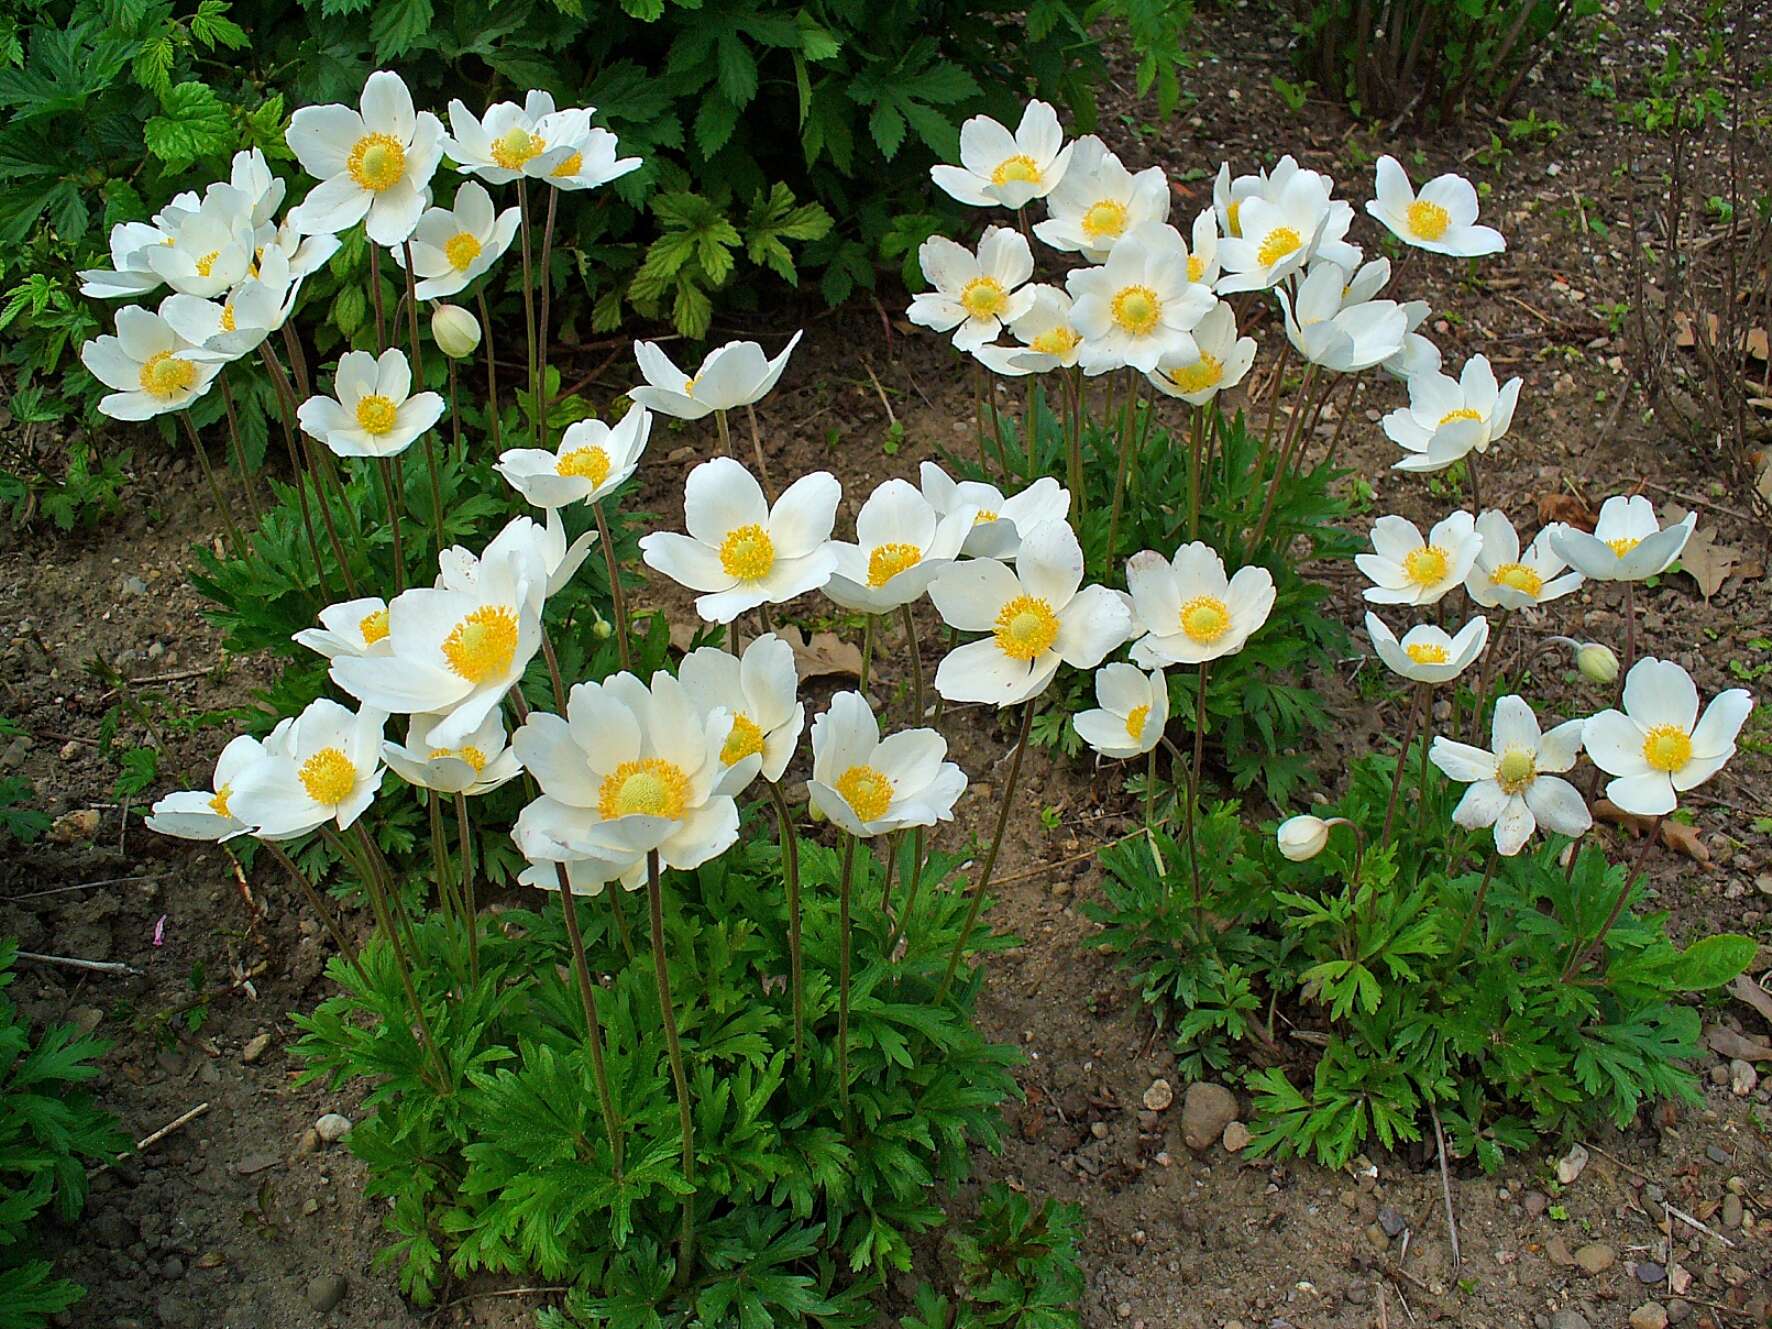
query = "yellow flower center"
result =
(219, 303, 237, 333)
(1405, 642, 1450, 665)
(1179, 595, 1231, 644)
(991, 154, 1042, 186)
(444, 231, 483, 272)
(1029, 326, 1081, 357)
(489, 127, 544, 172)
(441, 605, 520, 683)
(194, 250, 220, 278)
(355, 393, 399, 435)
(1438, 407, 1483, 427)
(1641, 724, 1692, 773)
(597, 757, 690, 820)
(1495, 748, 1537, 795)
(209, 785, 233, 818)
(721, 714, 765, 767)
(138, 350, 197, 399)
(1111, 284, 1162, 336)
(1491, 562, 1543, 597)
(1187, 254, 1206, 283)
(1407, 198, 1451, 241)
(973, 509, 999, 524)
(719, 523, 776, 581)
(960, 276, 1007, 321)
(556, 444, 611, 487)
(1081, 198, 1129, 241)
(835, 764, 894, 821)
(866, 542, 923, 588)
(1125, 704, 1150, 742)
(1402, 544, 1451, 587)
(682, 376, 698, 396)
(299, 747, 357, 805)
(429, 745, 489, 773)
(1606, 536, 1642, 558)
(993, 594, 1059, 661)
(1225, 199, 1243, 237)
(347, 132, 408, 191)
(1257, 226, 1303, 268)
(1168, 352, 1224, 395)
(359, 608, 390, 645)
(550, 150, 583, 179)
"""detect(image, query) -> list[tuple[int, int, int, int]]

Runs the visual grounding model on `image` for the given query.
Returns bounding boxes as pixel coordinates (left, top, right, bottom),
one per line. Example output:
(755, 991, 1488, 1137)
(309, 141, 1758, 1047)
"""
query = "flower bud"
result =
(591, 615, 614, 641)
(431, 303, 481, 359)
(1576, 641, 1618, 685)
(1277, 815, 1330, 862)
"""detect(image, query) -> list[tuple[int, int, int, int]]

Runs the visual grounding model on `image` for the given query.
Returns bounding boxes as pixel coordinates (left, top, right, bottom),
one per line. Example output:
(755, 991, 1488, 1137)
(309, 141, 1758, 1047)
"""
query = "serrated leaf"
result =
(144, 82, 232, 168)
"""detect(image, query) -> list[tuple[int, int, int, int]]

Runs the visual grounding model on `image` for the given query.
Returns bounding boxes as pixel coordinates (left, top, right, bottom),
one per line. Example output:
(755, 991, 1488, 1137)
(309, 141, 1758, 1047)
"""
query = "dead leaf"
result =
(1593, 800, 1712, 865)
(773, 624, 863, 682)
(48, 808, 100, 844)
(1727, 974, 1772, 1029)
(1705, 1025, 1772, 1062)
(1536, 493, 1595, 531)
(1676, 523, 1745, 601)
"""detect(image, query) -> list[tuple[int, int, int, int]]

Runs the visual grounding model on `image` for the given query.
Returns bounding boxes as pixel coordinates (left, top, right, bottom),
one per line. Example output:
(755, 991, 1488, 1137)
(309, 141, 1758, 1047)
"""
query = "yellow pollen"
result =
(973, 509, 999, 524)
(993, 594, 1059, 661)
(1081, 198, 1129, 241)
(1257, 226, 1303, 268)
(556, 445, 611, 487)
(441, 605, 520, 682)
(1187, 254, 1205, 283)
(1439, 407, 1483, 426)
(866, 542, 923, 588)
(1402, 544, 1451, 587)
(1405, 642, 1450, 665)
(1125, 704, 1150, 742)
(719, 523, 776, 581)
(1225, 199, 1243, 236)
(1168, 353, 1224, 395)
(1491, 562, 1543, 597)
(1407, 198, 1451, 241)
(1641, 724, 1691, 773)
(1111, 284, 1161, 335)
(683, 376, 697, 396)
(428, 745, 488, 773)
(138, 350, 197, 399)
(835, 764, 894, 821)
(959, 276, 1007, 321)
(990, 154, 1041, 186)
(299, 747, 356, 805)
(358, 608, 390, 645)
(550, 150, 583, 179)
(489, 127, 544, 172)
(209, 785, 233, 818)
(1495, 748, 1536, 795)
(1606, 536, 1642, 558)
(219, 303, 236, 333)
(444, 231, 482, 272)
(1179, 595, 1231, 644)
(1029, 326, 1081, 357)
(346, 133, 407, 191)
(597, 757, 690, 820)
(721, 714, 765, 767)
(355, 393, 399, 435)
(194, 250, 220, 278)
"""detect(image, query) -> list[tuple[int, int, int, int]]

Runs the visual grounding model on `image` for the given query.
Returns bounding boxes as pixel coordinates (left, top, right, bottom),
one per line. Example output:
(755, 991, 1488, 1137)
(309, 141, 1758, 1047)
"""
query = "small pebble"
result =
(1630, 1303, 1669, 1329)
(1222, 1121, 1251, 1153)
(1142, 1078, 1174, 1112)
(1557, 1143, 1589, 1185)
(314, 1113, 353, 1144)
(305, 1273, 347, 1314)
(1721, 1193, 1743, 1229)
(1574, 1243, 1615, 1275)
(241, 1033, 271, 1065)
(1634, 1260, 1665, 1284)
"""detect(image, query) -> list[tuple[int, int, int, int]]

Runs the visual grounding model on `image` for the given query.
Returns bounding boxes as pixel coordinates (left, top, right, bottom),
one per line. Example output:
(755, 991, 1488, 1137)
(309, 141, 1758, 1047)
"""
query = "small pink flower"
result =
(152, 914, 167, 947)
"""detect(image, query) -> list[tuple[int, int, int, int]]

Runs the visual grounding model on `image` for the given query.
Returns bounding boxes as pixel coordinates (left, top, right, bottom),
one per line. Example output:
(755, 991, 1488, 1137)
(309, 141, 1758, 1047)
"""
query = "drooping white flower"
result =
(381, 709, 522, 796)
(1582, 658, 1752, 816)
(1577, 642, 1619, 684)
(78, 199, 197, 299)
(287, 70, 445, 246)
(807, 691, 967, 838)
(394, 181, 520, 301)
(158, 247, 302, 365)
(1146, 302, 1256, 405)
(1366, 612, 1489, 685)
(527, 104, 643, 191)
(972, 285, 1084, 376)
(293, 596, 394, 660)
(628, 332, 803, 420)
(432, 304, 481, 358)
(443, 92, 569, 184)
(1358, 511, 1483, 606)
(1214, 167, 1336, 293)
(142, 186, 257, 299)
(928, 519, 1132, 706)
(918, 462, 1071, 560)
(297, 348, 445, 459)
(1430, 695, 1590, 855)
(1125, 541, 1275, 667)
(1385, 354, 1522, 473)
(497, 403, 652, 509)
(1276, 815, 1332, 862)
(1278, 261, 1407, 373)
(229, 698, 387, 839)
(678, 632, 804, 785)
(1548, 496, 1697, 583)
(1066, 221, 1215, 374)
(1466, 511, 1582, 610)
(908, 228, 1037, 353)
(930, 100, 1074, 209)
(638, 457, 839, 623)
(145, 733, 276, 842)
(1073, 663, 1167, 760)
(80, 308, 220, 421)
(824, 478, 977, 614)
(1366, 155, 1505, 258)
(1184, 209, 1221, 288)
(1032, 134, 1167, 260)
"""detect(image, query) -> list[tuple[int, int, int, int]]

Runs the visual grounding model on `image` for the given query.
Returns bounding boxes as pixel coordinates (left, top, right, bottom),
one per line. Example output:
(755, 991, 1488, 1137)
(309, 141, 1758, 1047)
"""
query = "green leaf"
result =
(715, 33, 758, 106)
(144, 82, 233, 169)
(370, 0, 434, 58)
(868, 103, 905, 160)
(191, 0, 250, 50)
(694, 93, 739, 159)
(1670, 933, 1755, 990)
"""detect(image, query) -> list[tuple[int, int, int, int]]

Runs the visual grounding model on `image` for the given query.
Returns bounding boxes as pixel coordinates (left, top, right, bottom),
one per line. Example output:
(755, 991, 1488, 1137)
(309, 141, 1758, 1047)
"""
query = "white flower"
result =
(1032, 134, 1167, 259)
(1430, 695, 1590, 855)
(297, 348, 445, 459)
(628, 332, 803, 420)
(1366, 612, 1489, 685)
(638, 457, 839, 623)
(287, 70, 445, 246)
(1278, 261, 1407, 373)
(142, 186, 257, 298)
(432, 304, 481, 358)
(228, 147, 286, 228)
(497, 404, 651, 509)
(930, 100, 1074, 209)
(824, 479, 977, 613)
(394, 182, 520, 301)
(1147, 302, 1256, 405)
(515, 854, 626, 898)
(1125, 541, 1275, 667)
(1366, 155, 1504, 258)
(918, 462, 1070, 560)
(1276, 815, 1331, 862)
(526, 104, 642, 191)
(158, 248, 302, 365)
(1387, 302, 1441, 380)
(1385, 355, 1522, 473)
(229, 699, 386, 839)
(678, 633, 804, 785)
(1185, 209, 1221, 287)
(293, 596, 394, 660)
(78, 206, 193, 299)
(1073, 663, 1167, 759)
(443, 91, 569, 184)
(972, 285, 1084, 376)
(1214, 167, 1336, 293)
(145, 734, 274, 842)
(1358, 511, 1483, 606)
(381, 709, 521, 796)
(909, 228, 1036, 353)
(807, 692, 967, 838)
(1466, 511, 1582, 610)
(437, 510, 593, 602)
(1549, 496, 1697, 583)
(80, 308, 220, 421)
(1582, 658, 1752, 816)
(928, 519, 1132, 706)
(258, 216, 343, 282)
(1066, 222, 1215, 374)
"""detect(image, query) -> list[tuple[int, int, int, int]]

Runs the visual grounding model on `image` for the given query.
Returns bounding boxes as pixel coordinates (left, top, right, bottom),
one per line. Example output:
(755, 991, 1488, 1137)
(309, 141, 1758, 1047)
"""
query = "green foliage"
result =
(0, 721, 48, 848)
(915, 1183, 1084, 1329)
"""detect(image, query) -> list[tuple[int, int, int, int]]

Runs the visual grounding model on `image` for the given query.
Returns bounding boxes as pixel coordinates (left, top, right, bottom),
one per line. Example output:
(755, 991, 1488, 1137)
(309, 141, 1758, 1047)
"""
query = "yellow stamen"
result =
(444, 231, 482, 272)
(835, 764, 894, 821)
(1225, 199, 1243, 237)
(209, 785, 233, 819)
(219, 303, 237, 334)
(973, 509, 999, 524)
(1167, 353, 1224, 396)
(1402, 545, 1451, 587)
(355, 394, 399, 435)
(1641, 724, 1691, 773)
(993, 594, 1059, 661)
(1495, 748, 1536, 795)
(1438, 407, 1483, 426)
(1407, 198, 1451, 241)
(990, 154, 1041, 186)
(359, 608, 390, 645)
(959, 276, 1007, 321)
(428, 745, 488, 773)
(1606, 536, 1642, 558)
(556, 445, 611, 488)
(721, 714, 765, 767)
(347, 132, 407, 192)
(1491, 562, 1543, 597)
(1179, 595, 1231, 644)
(1125, 704, 1150, 742)
(866, 542, 923, 588)
(489, 127, 544, 172)
(1110, 284, 1161, 336)
(1081, 198, 1129, 241)
(299, 748, 356, 805)
(719, 523, 776, 581)
(1029, 326, 1081, 358)
(194, 250, 220, 278)
(550, 150, 583, 179)
(441, 605, 520, 683)
(138, 351, 197, 399)
(597, 758, 690, 820)
(1257, 226, 1304, 268)
(1405, 642, 1450, 665)
(1187, 254, 1206, 283)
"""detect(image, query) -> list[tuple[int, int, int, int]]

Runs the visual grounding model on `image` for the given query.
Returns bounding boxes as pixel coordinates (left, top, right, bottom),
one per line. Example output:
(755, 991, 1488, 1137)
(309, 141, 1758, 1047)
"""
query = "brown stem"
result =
(938, 701, 1034, 1001)
(216, 371, 261, 521)
(1562, 815, 1663, 982)
(1380, 684, 1425, 845)
(179, 411, 244, 555)
(552, 861, 624, 1177)
(476, 288, 502, 453)
(645, 850, 696, 1279)
(590, 500, 631, 670)
(261, 839, 367, 987)
(764, 779, 804, 1066)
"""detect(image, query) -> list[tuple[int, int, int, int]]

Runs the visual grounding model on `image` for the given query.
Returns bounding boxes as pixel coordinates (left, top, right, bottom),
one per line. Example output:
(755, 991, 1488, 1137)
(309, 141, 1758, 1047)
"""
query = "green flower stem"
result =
(178, 410, 244, 557)
(858, 614, 877, 694)
(764, 779, 804, 1067)
(475, 288, 502, 454)
(900, 603, 928, 893)
(644, 850, 696, 1280)
(262, 347, 357, 599)
(884, 833, 923, 960)
(369, 245, 386, 351)
(260, 839, 368, 988)
(1186, 661, 1211, 935)
(425, 789, 464, 932)
(447, 357, 462, 456)
(1187, 403, 1206, 542)
(745, 404, 773, 496)
(835, 833, 858, 1125)
(340, 823, 447, 1092)
(590, 500, 632, 671)
(1561, 814, 1663, 982)
(452, 792, 480, 985)
(516, 179, 540, 450)
(1105, 370, 1141, 574)
(375, 456, 406, 594)
(1449, 847, 1499, 967)
(1024, 377, 1038, 476)
(971, 361, 992, 476)
(1380, 683, 1426, 846)
(216, 371, 260, 523)
(399, 241, 446, 553)
(536, 185, 559, 446)
(1247, 363, 1326, 558)
(552, 861, 624, 1180)
(1066, 369, 1085, 520)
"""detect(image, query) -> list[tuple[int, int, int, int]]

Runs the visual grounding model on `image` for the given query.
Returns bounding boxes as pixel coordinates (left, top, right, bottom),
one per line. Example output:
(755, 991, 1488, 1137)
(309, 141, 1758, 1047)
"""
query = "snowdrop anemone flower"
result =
(1146, 302, 1256, 405)
(1582, 658, 1752, 817)
(1366, 155, 1505, 258)
(437, 510, 594, 602)
(1185, 210, 1221, 287)
(928, 519, 1132, 706)
(807, 692, 967, 838)
(515, 855, 625, 898)
(1278, 261, 1407, 373)
(1277, 815, 1334, 862)
(381, 710, 521, 797)
(286, 70, 444, 246)
(80, 308, 220, 421)
(1386, 301, 1441, 380)
(1032, 135, 1168, 260)
(1430, 696, 1590, 855)
(145, 734, 278, 842)
(497, 404, 651, 509)
(78, 204, 195, 299)
(1066, 222, 1215, 374)
(628, 332, 803, 420)
(1358, 511, 1482, 607)
(908, 228, 1036, 353)
(229, 698, 387, 839)
(678, 633, 805, 786)
(526, 104, 642, 191)
(143, 186, 258, 299)
(1214, 168, 1335, 293)
(823, 478, 978, 614)
(1549, 496, 1697, 583)
(1125, 542, 1276, 668)
(638, 457, 839, 623)
(971, 285, 1084, 377)
(443, 91, 566, 184)
(297, 348, 445, 459)
(1073, 663, 1167, 760)
(918, 462, 1070, 560)
(1466, 511, 1582, 611)
(158, 248, 301, 365)
(1366, 612, 1489, 685)
(1385, 354, 1522, 473)
(394, 182, 520, 301)
(293, 596, 394, 660)
(227, 147, 286, 228)
(930, 100, 1073, 210)
(257, 216, 344, 283)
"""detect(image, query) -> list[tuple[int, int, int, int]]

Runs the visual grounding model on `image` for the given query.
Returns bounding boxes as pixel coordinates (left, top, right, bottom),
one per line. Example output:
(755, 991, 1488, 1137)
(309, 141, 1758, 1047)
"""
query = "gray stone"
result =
(1574, 1243, 1615, 1275)
(1721, 1193, 1743, 1229)
(1548, 1312, 1591, 1329)
(1629, 1303, 1669, 1329)
(305, 1273, 347, 1313)
(314, 1112, 353, 1143)
(1181, 1082, 1238, 1151)
(1222, 1121, 1251, 1152)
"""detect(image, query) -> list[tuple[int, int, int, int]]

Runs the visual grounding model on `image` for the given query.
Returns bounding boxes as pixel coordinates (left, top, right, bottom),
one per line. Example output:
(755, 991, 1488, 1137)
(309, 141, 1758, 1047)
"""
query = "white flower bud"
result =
(1277, 815, 1330, 862)
(1576, 641, 1619, 685)
(431, 303, 481, 360)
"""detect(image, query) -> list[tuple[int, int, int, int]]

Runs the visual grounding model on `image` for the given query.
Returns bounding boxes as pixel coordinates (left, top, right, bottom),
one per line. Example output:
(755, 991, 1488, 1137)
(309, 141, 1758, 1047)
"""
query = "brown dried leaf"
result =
(1676, 523, 1745, 601)
(1537, 493, 1596, 531)
(1705, 1025, 1772, 1062)
(773, 624, 864, 682)
(1727, 974, 1772, 1029)
(1593, 800, 1711, 865)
